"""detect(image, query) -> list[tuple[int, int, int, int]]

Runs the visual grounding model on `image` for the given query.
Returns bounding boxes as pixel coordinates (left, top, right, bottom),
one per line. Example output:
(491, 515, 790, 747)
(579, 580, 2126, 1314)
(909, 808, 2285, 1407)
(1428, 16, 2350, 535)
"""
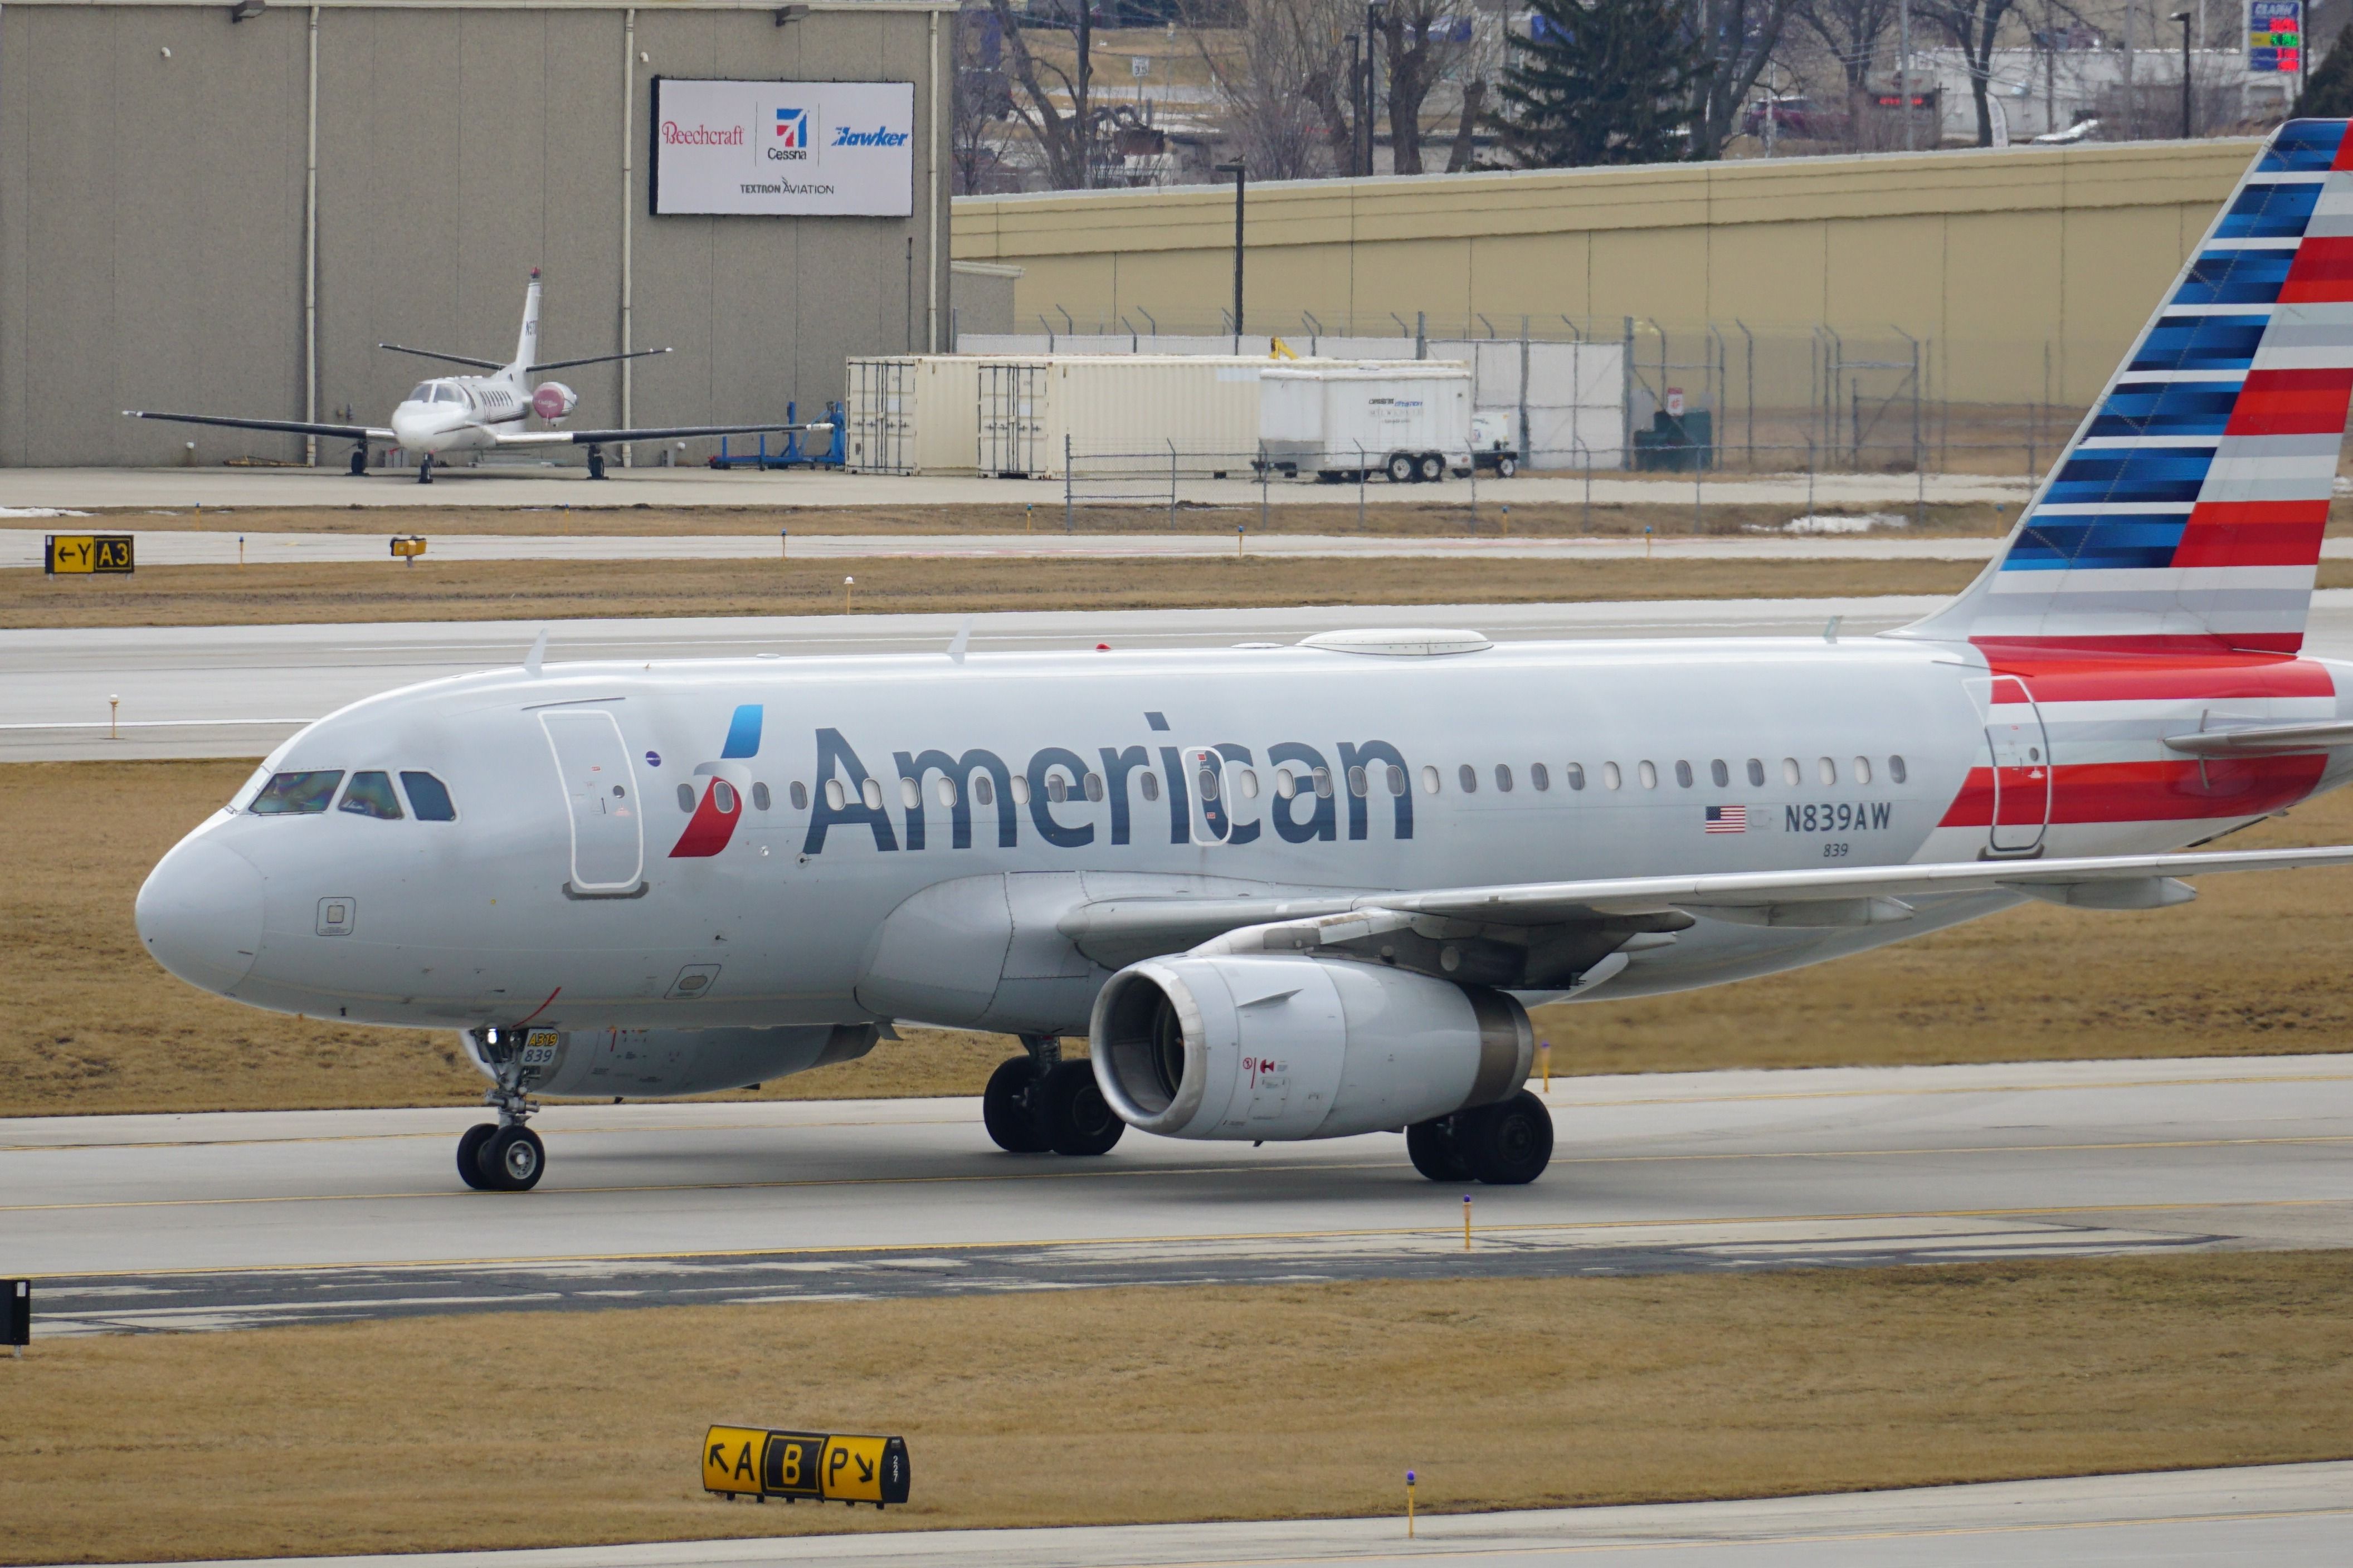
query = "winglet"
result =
(947, 616, 972, 665)
(524, 629, 548, 677)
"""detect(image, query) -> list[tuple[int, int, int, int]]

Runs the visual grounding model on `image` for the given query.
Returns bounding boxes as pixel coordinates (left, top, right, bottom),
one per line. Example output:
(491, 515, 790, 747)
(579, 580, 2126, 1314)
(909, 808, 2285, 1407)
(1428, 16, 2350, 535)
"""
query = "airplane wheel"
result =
(1417, 452, 1446, 483)
(456, 1122, 497, 1190)
(417, 453, 434, 485)
(982, 1057, 1053, 1154)
(480, 1125, 545, 1191)
(349, 447, 368, 476)
(1037, 1059, 1123, 1157)
(1385, 452, 1416, 484)
(1458, 1091, 1553, 1186)
(587, 448, 607, 480)
(1405, 1117, 1472, 1182)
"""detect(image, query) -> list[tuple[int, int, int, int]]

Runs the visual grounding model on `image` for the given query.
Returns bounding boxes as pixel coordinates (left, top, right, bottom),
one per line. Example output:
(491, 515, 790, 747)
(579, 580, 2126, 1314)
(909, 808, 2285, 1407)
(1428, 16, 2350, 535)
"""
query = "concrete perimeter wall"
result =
(952, 140, 2259, 409)
(0, 0, 953, 467)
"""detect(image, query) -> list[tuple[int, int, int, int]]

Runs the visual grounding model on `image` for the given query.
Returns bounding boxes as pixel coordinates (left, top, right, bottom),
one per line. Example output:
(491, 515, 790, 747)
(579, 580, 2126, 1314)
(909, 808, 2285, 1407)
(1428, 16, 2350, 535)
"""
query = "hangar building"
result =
(0, 0, 955, 467)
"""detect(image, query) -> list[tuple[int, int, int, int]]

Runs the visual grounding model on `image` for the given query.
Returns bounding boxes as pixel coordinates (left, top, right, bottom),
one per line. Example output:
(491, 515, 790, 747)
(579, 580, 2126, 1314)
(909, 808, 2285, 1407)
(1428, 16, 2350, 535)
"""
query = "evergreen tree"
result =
(2293, 23, 2353, 120)
(1488, 0, 1711, 168)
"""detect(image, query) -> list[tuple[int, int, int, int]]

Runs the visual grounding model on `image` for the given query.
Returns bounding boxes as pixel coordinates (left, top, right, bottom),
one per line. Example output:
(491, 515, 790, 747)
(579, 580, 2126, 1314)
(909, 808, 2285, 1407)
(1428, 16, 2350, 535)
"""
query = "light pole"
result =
(2171, 9, 2193, 138)
(1214, 160, 1247, 338)
(1364, 1, 1386, 176)
(1345, 33, 1362, 176)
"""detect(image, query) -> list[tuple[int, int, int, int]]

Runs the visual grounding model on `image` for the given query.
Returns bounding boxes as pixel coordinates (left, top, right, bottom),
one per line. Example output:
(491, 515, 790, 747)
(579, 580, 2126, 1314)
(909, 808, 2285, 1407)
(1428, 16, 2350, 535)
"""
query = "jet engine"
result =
(1088, 956, 1531, 1141)
(475, 1023, 877, 1100)
(531, 381, 578, 421)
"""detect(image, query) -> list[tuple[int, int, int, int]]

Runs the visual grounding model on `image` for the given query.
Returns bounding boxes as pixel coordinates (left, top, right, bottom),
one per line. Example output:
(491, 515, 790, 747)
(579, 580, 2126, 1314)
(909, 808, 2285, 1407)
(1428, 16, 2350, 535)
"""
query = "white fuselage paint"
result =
(143, 634, 2353, 1039)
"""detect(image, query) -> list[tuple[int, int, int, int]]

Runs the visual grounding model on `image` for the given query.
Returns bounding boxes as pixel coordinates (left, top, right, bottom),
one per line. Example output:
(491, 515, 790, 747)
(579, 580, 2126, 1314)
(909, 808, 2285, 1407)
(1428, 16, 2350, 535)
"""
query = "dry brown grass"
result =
(1, 555, 1991, 630)
(2, 1253, 2348, 1563)
(7, 760, 2353, 1119)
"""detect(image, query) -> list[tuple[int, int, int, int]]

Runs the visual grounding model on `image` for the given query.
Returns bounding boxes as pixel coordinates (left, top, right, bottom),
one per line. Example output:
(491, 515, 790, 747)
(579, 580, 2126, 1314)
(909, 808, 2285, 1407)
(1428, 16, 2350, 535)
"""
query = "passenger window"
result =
(1047, 774, 1068, 804)
(935, 777, 957, 807)
(753, 782, 772, 811)
(790, 780, 810, 810)
(900, 776, 923, 809)
(1638, 761, 1658, 789)
(1710, 759, 1730, 788)
(1747, 758, 1765, 788)
(825, 779, 847, 810)
(251, 770, 344, 815)
(1602, 761, 1621, 790)
(677, 783, 696, 813)
(1139, 771, 1160, 802)
(1566, 763, 1586, 791)
(1347, 765, 1369, 797)
(1195, 766, 1219, 802)
(712, 780, 738, 813)
(1313, 766, 1333, 798)
(1818, 757, 1838, 786)
(1782, 758, 1801, 787)
(1531, 763, 1551, 792)
(1495, 764, 1514, 793)
(1086, 771, 1108, 802)
(1232, 769, 1256, 800)
(1458, 764, 1478, 794)
(1421, 764, 1441, 794)
(976, 775, 997, 806)
(1275, 768, 1297, 799)
(860, 778, 884, 810)
(338, 771, 403, 819)
(1387, 765, 1407, 796)
(1009, 775, 1031, 805)
(1674, 760, 1693, 788)
(1889, 755, 1908, 784)
(1853, 756, 1873, 785)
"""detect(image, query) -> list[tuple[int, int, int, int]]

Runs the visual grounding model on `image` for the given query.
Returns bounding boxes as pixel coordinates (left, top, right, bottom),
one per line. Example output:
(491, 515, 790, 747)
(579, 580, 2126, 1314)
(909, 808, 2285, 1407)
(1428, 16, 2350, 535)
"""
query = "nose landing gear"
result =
(417, 453, 435, 485)
(982, 1035, 1123, 1157)
(459, 1026, 547, 1191)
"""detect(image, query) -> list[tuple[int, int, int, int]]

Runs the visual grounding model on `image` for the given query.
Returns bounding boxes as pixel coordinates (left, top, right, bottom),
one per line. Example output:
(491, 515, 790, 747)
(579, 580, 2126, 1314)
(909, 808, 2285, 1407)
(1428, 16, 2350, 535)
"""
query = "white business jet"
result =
(137, 121, 2353, 1196)
(125, 270, 822, 482)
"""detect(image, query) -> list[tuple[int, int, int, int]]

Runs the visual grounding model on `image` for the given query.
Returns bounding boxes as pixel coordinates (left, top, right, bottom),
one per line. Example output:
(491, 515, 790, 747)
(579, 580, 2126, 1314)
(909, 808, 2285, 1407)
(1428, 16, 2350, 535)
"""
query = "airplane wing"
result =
(125, 410, 395, 442)
(489, 420, 831, 448)
(1057, 843, 2353, 976)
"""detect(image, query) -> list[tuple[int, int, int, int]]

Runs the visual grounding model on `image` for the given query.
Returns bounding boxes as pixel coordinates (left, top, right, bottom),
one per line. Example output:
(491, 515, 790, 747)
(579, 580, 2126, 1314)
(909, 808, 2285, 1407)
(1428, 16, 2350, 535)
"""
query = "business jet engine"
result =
(531, 381, 578, 421)
(470, 1023, 878, 1100)
(1088, 956, 1532, 1143)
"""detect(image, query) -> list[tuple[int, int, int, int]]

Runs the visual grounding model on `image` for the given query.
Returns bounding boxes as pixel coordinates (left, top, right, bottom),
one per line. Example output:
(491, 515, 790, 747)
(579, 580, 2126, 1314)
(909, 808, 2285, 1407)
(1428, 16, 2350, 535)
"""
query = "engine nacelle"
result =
(474, 1024, 876, 1100)
(531, 381, 578, 421)
(1089, 956, 1531, 1141)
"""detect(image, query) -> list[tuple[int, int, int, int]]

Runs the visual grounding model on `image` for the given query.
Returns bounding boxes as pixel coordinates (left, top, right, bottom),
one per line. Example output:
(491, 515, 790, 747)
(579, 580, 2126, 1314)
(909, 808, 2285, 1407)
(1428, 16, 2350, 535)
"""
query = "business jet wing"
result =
(489, 419, 831, 447)
(1060, 843, 2353, 969)
(124, 410, 395, 442)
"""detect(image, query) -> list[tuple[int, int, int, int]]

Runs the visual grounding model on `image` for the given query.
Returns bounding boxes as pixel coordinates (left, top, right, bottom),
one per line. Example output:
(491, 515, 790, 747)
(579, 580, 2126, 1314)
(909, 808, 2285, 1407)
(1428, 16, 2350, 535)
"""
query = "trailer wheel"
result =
(1386, 452, 1416, 484)
(1416, 452, 1445, 483)
(1497, 455, 1517, 478)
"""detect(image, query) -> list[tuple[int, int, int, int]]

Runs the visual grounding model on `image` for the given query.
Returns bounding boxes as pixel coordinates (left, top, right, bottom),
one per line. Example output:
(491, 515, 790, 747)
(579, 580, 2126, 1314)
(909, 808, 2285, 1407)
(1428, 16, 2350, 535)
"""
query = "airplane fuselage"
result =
(137, 634, 2353, 1040)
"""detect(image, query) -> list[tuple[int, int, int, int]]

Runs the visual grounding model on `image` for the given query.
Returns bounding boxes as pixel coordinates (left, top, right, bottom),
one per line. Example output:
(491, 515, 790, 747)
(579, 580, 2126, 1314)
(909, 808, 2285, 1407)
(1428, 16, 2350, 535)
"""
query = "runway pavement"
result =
(80, 1461, 2353, 1568)
(1, 526, 2014, 566)
(11, 1053, 2348, 1336)
(0, 463, 2034, 512)
(0, 595, 1950, 762)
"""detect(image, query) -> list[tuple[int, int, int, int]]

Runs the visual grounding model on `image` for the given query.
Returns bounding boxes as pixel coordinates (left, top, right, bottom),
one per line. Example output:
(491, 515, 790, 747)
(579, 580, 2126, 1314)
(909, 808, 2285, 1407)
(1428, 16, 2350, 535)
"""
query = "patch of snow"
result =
(0, 506, 92, 519)
(1744, 512, 1907, 535)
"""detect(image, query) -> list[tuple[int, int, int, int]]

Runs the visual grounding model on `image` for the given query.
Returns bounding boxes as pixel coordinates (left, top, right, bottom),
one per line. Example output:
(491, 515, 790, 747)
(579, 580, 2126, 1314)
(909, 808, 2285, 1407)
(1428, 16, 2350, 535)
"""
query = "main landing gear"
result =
(459, 1026, 547, 1192)
(585, 443, 607, 480)
(349, 443, 368, 476)
(982, 1035, 1124, 1157)
(1406, 1090, 1553, 1186)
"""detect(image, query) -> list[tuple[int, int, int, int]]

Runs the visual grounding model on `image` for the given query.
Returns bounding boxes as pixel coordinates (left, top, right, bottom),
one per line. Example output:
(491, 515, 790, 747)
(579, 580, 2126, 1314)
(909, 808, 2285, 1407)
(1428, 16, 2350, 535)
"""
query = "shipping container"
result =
(1258, 364, 1475, 482)
(976, 356, 1284, 480)
(842, 356, 984, 475)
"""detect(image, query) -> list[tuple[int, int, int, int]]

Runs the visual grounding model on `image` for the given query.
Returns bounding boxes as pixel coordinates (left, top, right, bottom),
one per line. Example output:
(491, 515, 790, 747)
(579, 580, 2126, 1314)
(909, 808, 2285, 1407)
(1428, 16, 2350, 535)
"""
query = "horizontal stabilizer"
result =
(376, 343, 504, 371)
(527, 348, 674, 374)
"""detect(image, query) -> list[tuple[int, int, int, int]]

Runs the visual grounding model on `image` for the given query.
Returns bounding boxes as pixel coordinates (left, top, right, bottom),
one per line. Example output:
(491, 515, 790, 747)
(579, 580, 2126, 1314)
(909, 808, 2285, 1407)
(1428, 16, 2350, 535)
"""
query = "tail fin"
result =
(1904, 120, 2353, 657)
(513, 268, 543, 374)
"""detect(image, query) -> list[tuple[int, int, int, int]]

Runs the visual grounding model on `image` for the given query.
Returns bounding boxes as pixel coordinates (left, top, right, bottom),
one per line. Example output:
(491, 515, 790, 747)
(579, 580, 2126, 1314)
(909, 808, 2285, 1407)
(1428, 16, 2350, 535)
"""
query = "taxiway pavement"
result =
(76, 1461, 2353, 1568)
(12, 1054, 2347, 1336)
(0, 595, 1949, 762)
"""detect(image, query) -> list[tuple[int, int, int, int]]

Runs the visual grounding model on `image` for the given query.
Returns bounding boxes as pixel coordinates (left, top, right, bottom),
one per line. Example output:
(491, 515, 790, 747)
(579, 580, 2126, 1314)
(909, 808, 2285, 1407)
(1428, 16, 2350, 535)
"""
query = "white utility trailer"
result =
(1259, 363, 1475, 482)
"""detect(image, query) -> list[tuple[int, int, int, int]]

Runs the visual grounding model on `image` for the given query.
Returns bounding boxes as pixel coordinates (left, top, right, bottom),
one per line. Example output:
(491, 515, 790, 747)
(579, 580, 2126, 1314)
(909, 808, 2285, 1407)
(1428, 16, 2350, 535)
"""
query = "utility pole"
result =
(2172, 9, 2192, 136)
(1899, 0, 1914, 150)
(1346, 33, 1363, 175)
(1365, 1, 1386, 175)
(1215, 161, 1247, 337)
(1075, 0, 1093, 187)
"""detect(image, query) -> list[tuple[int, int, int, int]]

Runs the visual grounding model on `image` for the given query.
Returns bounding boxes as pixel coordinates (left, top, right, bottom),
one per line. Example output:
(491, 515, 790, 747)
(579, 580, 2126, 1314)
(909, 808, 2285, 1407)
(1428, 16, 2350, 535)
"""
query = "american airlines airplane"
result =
(123, 271, 821, 483)
(138, 121, 2353, 1195)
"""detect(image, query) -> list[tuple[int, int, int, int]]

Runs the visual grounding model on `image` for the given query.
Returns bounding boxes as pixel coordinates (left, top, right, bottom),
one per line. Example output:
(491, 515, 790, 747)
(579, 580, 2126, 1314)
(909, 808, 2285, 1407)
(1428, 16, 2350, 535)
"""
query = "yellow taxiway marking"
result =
(5, 1132, 2346, 1218)
(27, 1195, 2345, 1281)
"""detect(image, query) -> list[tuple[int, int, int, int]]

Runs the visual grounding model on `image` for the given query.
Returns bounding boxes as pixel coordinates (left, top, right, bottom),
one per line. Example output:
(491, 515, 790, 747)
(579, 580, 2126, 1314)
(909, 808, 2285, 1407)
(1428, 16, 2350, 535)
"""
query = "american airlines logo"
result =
(661, 120, 744, 146)
(834, 125, 910, 147)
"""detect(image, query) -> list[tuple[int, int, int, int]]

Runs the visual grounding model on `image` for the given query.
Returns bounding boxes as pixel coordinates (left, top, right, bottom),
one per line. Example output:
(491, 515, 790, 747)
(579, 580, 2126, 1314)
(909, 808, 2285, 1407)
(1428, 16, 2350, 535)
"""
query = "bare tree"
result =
(1793, 0, 1902, 140)
(986, 0, 1095, 189)
(1193, 0, 1353, 178)
(953, 2, 1017, 193)
(1930, 0, 2020, 145)
(1376, 0, 1474, 174)
(1687, 0, 1799, 158)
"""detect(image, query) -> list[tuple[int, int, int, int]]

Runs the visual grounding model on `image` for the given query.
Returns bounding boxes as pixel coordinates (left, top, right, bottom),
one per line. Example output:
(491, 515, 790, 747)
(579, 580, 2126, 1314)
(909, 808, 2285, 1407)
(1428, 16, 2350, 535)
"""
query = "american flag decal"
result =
(1704, 804, 1747, 833)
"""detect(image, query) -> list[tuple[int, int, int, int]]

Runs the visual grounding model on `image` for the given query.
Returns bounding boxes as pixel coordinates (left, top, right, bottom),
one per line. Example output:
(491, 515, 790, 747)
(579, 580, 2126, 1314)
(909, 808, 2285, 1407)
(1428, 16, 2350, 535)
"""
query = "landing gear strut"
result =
(459, 1026, 547, 1191)
(417, 452, 435, 486)
(349, 443, 368, 476)
(586, 443, 607, 480)
(982, 1035, 1123, 1157)
(1406, 1090, 1553, 1185)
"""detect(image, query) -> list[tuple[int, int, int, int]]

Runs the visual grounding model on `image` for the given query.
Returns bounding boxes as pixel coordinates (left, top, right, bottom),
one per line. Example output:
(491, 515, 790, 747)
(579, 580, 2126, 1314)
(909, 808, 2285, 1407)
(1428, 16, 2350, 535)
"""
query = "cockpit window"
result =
(401, 771, 457, 821)
(434, 384, 465, 405)
(338, 771, 404, 819)
(407, 383, 435, 403)
(250, 770, 344, 815)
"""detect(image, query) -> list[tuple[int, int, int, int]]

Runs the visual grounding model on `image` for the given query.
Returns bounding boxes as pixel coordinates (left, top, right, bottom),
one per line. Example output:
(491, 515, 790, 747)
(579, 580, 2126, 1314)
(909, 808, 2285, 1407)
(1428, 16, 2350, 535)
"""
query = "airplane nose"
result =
(137, 835, 265, 995)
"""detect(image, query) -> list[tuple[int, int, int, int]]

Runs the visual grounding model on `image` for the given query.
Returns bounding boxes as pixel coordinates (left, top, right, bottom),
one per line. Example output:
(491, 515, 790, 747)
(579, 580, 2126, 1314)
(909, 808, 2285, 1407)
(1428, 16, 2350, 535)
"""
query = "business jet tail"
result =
(1903, 119, 2353, 657)
(513, 268, 543, 373)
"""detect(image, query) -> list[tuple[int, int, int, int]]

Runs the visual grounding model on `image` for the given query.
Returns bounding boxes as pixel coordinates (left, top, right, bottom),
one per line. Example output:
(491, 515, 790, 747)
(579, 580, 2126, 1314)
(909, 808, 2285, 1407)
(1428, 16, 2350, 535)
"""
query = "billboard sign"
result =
(2249, 0, 2302, 72)
(651, 79, 915, 217)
